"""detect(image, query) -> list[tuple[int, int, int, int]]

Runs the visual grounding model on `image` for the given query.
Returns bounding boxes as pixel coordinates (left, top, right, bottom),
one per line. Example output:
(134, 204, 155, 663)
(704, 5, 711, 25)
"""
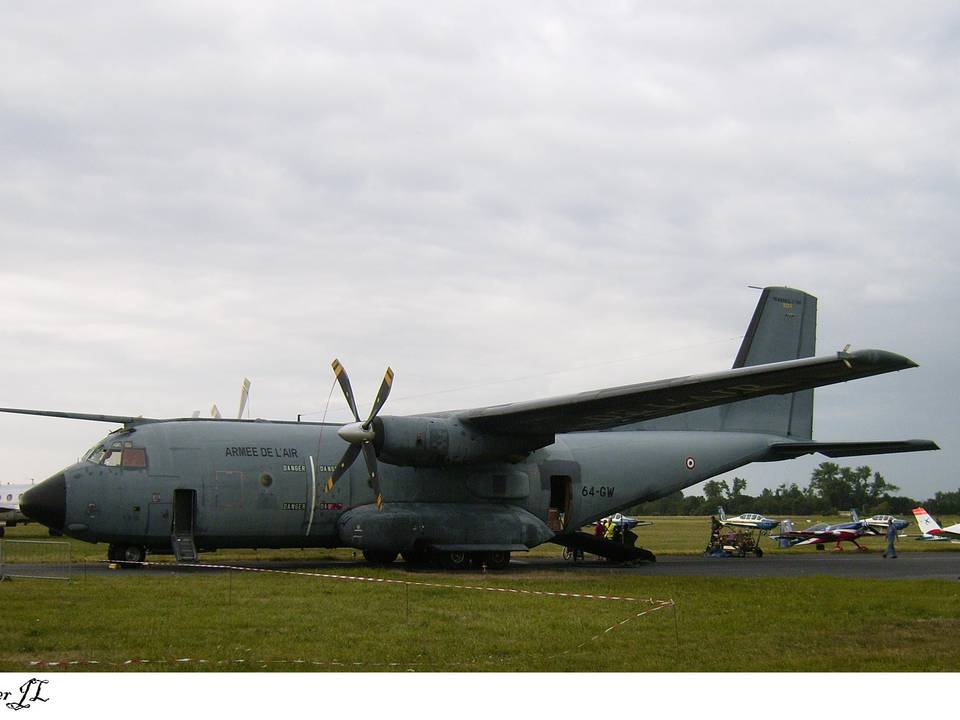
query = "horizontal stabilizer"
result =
(767, 440, 940, 459)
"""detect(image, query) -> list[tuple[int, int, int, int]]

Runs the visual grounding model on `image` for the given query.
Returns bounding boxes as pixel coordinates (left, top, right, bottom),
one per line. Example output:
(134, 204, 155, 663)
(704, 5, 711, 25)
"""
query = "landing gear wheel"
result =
(754, 546, 763, 558)
(439, 550, 470, 570)
(483, 551, 511, 570)
(123, 545, 146, 564)
(362, 549, 398, 565)
(109, 544, 145, 568)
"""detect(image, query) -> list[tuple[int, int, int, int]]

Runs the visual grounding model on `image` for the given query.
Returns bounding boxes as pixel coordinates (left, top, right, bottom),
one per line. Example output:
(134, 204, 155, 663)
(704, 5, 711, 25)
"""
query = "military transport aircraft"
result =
(4, 287, 939, 569)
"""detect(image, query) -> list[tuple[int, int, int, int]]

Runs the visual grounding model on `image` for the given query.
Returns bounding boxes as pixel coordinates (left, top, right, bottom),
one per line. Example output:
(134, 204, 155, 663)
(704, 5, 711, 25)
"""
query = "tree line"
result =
(627, 462, 960, 517)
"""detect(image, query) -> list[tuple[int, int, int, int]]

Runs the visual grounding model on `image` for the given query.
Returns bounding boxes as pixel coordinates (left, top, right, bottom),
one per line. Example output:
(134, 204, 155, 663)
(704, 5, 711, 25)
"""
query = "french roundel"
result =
(685, 456, 696, 470)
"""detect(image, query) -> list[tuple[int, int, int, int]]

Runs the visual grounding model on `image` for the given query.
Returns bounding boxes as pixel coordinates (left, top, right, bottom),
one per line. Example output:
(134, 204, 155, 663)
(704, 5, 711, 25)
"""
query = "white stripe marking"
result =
(306, 456, 318, 536)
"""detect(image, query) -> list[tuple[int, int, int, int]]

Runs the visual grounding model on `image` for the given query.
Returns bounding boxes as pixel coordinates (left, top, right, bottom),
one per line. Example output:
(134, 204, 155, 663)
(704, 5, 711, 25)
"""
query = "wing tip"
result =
(846, 348, 918, 370)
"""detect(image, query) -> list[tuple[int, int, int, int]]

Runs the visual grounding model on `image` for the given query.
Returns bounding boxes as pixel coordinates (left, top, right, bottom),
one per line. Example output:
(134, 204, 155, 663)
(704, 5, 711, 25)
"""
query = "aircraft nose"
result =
(20, 473, 66, 531)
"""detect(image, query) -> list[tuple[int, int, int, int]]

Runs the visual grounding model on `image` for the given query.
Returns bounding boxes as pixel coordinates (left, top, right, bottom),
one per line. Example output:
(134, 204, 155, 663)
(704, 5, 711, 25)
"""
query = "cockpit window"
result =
(84, 442, 148, 469)
(83, 445, 106, 464)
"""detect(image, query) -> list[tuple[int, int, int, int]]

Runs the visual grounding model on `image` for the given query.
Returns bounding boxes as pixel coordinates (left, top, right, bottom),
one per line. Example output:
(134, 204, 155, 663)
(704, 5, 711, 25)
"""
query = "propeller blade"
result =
(362, 440, 383, 510)
(363, 367, 394, 428)
(332, 359, 361, 422)
(326, 442, 362, 492)
(327, 359, 393, 510)
(237, 377, 251, 419)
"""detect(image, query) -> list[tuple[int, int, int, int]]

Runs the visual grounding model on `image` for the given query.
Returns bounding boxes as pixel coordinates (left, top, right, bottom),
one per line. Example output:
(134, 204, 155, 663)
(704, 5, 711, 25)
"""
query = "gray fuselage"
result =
(54, 419, 781, 554)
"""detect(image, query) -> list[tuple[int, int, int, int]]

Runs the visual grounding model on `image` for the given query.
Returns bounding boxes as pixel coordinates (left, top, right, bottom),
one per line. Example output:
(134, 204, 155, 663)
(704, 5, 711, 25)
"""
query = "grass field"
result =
(2, 565, 959, 672)
(1, 518, 959, 672)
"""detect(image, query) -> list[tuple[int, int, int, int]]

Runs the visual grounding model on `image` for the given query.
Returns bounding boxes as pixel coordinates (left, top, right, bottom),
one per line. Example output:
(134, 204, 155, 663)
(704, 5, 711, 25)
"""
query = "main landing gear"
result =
(108, 543, 146, 568)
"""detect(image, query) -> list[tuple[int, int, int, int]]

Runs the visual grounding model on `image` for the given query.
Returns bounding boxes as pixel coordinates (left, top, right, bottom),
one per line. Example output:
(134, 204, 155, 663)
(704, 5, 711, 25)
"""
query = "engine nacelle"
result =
(373, 416, 552, 468)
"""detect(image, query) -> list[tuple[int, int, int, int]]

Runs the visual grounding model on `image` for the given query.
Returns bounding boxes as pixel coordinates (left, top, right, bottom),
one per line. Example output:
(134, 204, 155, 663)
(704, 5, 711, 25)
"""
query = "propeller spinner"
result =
(326, 359, 394, 510)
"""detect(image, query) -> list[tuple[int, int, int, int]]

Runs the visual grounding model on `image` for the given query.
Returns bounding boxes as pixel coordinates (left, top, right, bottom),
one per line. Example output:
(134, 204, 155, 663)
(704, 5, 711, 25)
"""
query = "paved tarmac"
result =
(5, 551, 957, 581)
(523, 552, 960, 580)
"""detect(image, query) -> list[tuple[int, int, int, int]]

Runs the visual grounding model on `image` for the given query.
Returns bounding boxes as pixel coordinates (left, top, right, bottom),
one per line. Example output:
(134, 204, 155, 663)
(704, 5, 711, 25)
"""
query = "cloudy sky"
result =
(1, 2, 956, 501)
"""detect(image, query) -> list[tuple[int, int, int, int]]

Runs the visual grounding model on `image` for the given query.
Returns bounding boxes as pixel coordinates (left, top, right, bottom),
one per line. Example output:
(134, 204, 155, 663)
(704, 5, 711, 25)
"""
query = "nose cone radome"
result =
(21, 473, 66, 531)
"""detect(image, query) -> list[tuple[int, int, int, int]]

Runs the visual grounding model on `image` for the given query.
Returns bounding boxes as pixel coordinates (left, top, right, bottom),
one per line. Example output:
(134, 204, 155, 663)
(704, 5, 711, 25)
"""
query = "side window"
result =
(103, 449, 123, 467)
(122, 448, 148, 469)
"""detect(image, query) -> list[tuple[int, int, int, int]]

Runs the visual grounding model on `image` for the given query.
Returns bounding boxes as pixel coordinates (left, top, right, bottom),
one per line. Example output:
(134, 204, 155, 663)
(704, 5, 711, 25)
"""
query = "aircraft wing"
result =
(456, 349, 919, 435)
(781, 528, 858, 545)
(0, 407, 155, 426)
(791, 534, 833, 546)
(770, 530, 818, 545)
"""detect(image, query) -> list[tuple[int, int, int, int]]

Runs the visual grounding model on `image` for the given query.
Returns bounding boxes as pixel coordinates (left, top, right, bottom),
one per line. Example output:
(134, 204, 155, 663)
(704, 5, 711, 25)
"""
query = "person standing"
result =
(604, 519, 616, 541)
(883, 520, 898, 558)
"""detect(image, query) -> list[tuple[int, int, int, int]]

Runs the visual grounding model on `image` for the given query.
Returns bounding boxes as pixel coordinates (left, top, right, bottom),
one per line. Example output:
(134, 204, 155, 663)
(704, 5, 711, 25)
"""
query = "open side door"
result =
(171, 488, 198, 562)
(547, 475, 572, 532)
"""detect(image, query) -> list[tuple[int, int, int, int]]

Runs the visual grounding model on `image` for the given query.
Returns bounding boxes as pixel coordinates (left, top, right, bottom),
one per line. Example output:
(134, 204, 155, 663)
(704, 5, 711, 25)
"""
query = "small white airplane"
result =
(0, 481, 36, 534)
(912, 507, 960, 542)
(717, 506, 780, 531)
(601, 513, 653, 529)
(861, 513, 910, 535)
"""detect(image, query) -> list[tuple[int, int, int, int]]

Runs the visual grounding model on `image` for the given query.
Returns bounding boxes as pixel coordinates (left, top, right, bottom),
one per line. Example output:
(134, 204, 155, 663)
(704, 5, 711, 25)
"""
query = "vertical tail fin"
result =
(619, 286, 817, 435)
(851, 509, 859, 523)
(912, 507, 942, 535)
(720, 287, 817, 438)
